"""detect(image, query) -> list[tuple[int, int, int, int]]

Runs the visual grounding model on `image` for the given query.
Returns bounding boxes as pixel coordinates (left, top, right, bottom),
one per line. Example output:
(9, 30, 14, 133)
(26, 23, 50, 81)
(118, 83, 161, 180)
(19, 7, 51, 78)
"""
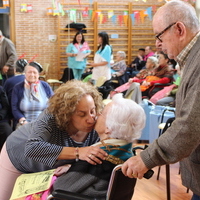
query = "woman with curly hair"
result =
(0, 80, 108, 200)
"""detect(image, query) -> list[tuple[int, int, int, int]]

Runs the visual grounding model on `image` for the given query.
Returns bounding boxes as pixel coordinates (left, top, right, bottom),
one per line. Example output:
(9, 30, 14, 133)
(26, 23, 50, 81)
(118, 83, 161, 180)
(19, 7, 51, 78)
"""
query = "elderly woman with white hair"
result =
(52, 93, 145, 198)
(111, 51, 127, 78)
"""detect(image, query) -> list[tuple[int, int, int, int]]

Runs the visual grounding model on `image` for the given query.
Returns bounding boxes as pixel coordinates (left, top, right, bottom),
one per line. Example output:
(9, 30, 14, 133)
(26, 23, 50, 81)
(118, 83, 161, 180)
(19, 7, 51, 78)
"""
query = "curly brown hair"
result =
(48, 80, 103, 131)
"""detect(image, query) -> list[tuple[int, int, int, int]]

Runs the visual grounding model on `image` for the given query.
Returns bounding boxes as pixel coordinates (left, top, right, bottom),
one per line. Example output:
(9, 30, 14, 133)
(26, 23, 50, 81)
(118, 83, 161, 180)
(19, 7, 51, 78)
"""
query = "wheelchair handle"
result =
(143, 169, 154, 179)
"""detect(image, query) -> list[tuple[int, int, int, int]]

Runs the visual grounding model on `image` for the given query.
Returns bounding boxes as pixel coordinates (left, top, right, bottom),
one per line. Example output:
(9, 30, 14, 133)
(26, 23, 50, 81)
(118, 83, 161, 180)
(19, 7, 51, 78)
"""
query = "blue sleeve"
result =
(66, 43, 73, 53)
(99, 45, 111, 63)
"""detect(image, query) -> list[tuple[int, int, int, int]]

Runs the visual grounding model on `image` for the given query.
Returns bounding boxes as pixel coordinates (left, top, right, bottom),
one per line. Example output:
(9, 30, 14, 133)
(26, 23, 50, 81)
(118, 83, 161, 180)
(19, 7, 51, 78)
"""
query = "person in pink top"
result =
(143, 46, 155, 61)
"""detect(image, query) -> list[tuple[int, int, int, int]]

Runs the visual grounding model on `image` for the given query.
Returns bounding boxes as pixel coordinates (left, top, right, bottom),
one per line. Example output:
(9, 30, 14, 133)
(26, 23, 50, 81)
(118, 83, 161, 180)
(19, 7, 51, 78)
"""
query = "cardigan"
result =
(141, 35, 200, 195)
(11, 80, 53, 122)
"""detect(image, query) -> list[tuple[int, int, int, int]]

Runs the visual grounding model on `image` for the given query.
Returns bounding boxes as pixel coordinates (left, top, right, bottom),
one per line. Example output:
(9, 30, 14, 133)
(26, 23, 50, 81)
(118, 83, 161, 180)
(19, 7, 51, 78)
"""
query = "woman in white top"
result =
(89, 32, 112, 83)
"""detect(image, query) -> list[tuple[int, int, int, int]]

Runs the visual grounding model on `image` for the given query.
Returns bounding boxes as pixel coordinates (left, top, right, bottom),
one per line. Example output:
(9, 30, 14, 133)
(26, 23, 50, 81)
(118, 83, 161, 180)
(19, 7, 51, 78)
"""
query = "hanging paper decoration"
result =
(102, 15, 107, 24)
(140, 10, 147, 24)
(152, 5, 157, 13)
(80, 12, 83, 21)
(20, 4, 27, 13)
(108, 10, 114, 19)
(146, 7, 152, 21)
(3, 0, 9, 7)
(134, 11, 140, 24)
(51, 0, 65, 16)
(123, 15, 128, 26)
(53, 8, 59, 16)
(130, 14, 135, 25)
(89, 10, 93, 18)
(90, 0, 93, 5)
(111, 15, 117, 24)
(123, 11, 128, 26)
(53, 0, 59, 16)
(83, 7, 88, 17)
(92, 10, 101, 21)
(78, 0, 81, 6)
(47, 7, 53, 15)
(118, 15, 123, 26)
(100, 14, 103, 24)
(70, 9, 77, 22)
(27, 4, 33, 12)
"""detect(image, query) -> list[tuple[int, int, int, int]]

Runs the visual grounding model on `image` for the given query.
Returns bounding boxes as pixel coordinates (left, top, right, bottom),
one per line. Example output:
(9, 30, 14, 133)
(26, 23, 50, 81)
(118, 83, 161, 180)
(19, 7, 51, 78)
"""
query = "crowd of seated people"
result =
(110, 56, 158, 98)
(140, 51, 174, 97)
(109, 51, 175, 100)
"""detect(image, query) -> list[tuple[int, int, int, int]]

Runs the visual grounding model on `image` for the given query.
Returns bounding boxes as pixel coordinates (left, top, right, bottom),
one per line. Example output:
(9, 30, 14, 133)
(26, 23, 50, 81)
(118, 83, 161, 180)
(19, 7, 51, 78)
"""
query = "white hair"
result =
(117, 51, 126, 59)
(148, 56, 158, 67)
(0, 30, 3, 36)
(105, 93, 146, 142)
(161, 0, 200, 33)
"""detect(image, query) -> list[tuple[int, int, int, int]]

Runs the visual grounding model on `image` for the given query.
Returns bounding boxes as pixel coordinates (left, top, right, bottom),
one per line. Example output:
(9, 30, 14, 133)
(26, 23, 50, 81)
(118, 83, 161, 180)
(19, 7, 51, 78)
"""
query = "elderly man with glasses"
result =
(122, 1, 200, 199)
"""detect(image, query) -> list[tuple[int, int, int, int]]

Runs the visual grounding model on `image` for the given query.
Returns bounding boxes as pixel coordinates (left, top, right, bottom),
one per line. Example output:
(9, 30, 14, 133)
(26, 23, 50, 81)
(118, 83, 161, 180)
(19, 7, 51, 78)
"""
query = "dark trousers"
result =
(0, 122, 12, 151)
(192, 194, 200, 200)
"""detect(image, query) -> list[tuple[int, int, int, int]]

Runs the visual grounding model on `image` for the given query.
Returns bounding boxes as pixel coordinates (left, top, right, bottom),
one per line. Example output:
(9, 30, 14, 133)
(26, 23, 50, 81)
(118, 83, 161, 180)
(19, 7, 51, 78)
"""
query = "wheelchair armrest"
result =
(51, 190, 97, 200)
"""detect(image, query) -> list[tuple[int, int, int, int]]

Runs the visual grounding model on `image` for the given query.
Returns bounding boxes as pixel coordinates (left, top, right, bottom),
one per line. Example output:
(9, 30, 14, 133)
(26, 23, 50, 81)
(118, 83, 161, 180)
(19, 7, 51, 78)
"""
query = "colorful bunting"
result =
(83, 7, 89, 17)
(134, 11, 140, 24)
(27, 4, 32, 12)
(130, 14, 135, 25)
(118, 15, 123, 26)
(3, 0, 9, 7)
(70, 9, 77, 22)
(146, 7, 152, 20)
(108, 10, 114, 19)
(140, 10, 147, 24)
(20, 4, 27, 12)
(123, 15, 128, 26)
(47, 7, 53, 15)
(102, 15, 107, 24)
(111, 15, 117, 24)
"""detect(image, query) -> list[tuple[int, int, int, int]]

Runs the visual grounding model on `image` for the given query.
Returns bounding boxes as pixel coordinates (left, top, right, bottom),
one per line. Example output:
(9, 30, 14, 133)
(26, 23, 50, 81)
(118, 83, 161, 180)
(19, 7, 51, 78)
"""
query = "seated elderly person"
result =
(11, 61, 54, 128)
(52, 93, 145, 198)
(111, 51, 127, 78)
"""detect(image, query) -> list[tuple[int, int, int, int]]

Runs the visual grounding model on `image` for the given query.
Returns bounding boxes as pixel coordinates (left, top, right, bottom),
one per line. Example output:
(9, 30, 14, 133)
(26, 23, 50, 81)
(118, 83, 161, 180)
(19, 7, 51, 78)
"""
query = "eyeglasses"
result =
(155, 22, 176, 42)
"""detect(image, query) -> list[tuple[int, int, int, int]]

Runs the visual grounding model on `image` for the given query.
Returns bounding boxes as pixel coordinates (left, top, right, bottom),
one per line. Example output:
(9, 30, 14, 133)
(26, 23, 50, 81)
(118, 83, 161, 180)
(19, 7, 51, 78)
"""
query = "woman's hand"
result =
(128, 78, 133, 83)
(142, 81, 151, 86)
(79, 146, 108, 165)
(54, 164, 71, 176)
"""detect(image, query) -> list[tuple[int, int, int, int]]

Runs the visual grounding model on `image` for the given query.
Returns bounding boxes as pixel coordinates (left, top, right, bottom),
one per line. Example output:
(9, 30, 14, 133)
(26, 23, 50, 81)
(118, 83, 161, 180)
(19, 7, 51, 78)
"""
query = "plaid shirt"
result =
(177, 32, 200, 69)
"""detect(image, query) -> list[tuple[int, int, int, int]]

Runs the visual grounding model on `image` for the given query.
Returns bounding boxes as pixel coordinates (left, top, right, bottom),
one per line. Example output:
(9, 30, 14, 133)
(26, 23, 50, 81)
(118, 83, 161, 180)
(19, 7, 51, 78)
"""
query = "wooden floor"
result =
(131, 145, 193, 200)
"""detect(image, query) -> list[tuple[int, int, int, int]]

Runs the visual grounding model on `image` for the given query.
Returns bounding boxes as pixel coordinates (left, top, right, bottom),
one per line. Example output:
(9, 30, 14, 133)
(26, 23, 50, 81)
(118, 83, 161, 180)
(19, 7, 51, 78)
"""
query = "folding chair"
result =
(47, 164, 137, 200)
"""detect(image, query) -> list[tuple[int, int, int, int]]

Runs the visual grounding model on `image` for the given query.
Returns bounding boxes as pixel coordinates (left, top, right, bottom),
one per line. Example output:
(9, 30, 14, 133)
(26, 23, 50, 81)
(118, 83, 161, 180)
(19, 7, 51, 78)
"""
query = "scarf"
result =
(94, 139, 133, 165)
(74, 42, 90, 52)
(24, 79, 40, 101)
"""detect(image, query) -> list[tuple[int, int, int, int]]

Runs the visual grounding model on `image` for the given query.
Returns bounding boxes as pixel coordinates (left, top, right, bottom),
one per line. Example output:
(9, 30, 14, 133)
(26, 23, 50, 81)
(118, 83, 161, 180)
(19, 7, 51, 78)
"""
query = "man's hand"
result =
(122, 155, 148, 179)
(2, 65, 9, 74)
